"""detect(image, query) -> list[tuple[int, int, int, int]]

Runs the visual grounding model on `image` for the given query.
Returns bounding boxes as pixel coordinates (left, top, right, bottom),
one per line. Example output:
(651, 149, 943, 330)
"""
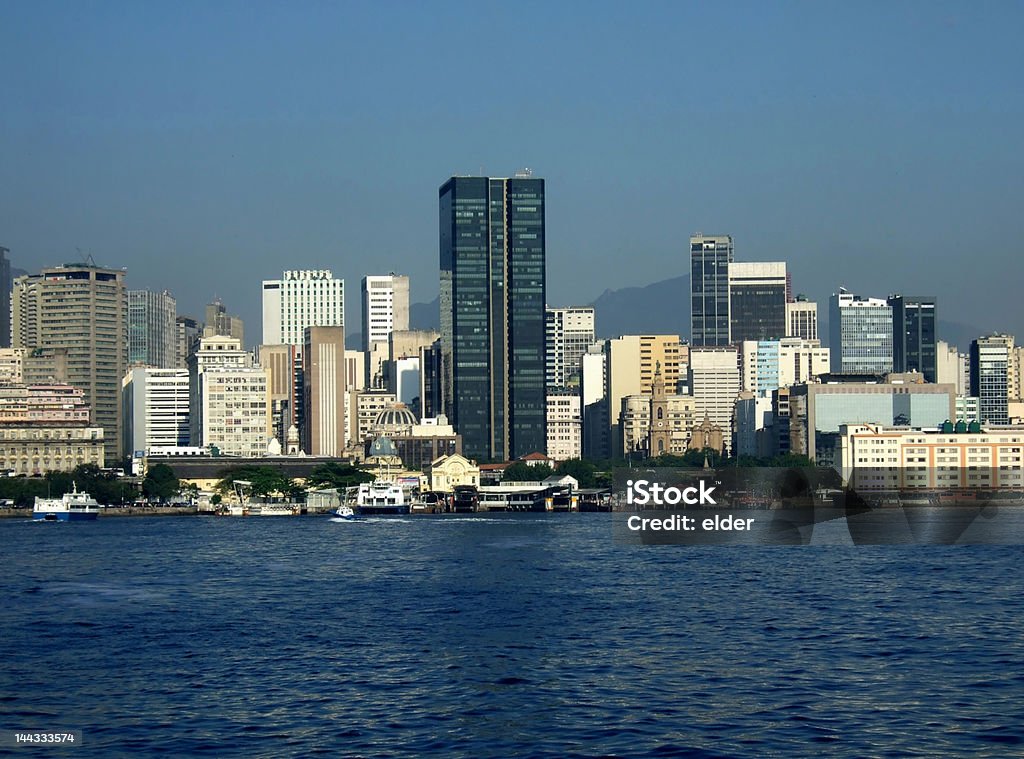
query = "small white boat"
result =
(333, 505, 356, 519)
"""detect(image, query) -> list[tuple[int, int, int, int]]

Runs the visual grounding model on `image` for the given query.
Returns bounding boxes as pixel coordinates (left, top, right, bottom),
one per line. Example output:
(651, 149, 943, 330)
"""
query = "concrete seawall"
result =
(0, 506, 199, 519)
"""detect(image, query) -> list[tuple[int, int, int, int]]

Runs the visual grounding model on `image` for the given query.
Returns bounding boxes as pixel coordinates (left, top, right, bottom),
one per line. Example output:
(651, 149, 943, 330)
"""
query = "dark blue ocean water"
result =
(1, 513, 1023, 758)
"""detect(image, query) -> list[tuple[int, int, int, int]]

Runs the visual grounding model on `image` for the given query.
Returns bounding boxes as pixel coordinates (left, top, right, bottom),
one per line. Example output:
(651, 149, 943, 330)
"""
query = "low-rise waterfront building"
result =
(838, 422, 1024, 491)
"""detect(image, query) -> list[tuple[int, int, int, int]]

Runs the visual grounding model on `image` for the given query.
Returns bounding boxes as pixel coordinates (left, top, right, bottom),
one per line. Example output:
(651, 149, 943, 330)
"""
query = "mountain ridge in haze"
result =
(407, 275, 986, 353)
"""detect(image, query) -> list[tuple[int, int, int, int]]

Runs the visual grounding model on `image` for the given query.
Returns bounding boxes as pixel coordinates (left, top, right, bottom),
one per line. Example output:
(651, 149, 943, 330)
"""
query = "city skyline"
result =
(2, 3, 1023, 343)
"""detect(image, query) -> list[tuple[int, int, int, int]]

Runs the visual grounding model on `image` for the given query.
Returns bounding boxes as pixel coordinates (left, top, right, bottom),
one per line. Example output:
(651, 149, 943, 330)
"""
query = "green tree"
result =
(306, 462, 374, 490)
(142, 463, 180, 502)
(216, 465, 303, 499)
(555, 458, 597, 488)
(501, 462, 554, 482)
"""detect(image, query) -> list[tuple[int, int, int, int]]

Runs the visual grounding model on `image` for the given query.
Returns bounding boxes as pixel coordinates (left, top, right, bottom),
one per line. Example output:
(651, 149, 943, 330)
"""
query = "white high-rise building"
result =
(262, 270, 345, 347)
(121, 367, 191, 455)
(362, 274, 410, 352)
(545, 306, 596, 388)
(688, 347, 741, 451)
(546, 390, 582, 462)
(188, 336, 270, 457)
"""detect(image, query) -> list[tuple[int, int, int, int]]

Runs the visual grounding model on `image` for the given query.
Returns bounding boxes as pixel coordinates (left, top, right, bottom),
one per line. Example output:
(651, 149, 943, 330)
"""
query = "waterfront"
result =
(2, 514, 1023, 757)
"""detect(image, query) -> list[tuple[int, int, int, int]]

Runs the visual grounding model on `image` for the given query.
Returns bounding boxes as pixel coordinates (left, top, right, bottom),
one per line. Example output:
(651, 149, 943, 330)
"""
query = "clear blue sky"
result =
(2, 1, 1022, 344)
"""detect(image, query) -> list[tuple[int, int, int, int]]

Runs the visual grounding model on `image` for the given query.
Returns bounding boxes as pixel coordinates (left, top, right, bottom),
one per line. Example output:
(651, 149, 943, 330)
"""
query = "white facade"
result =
(546, 392, 582, 462)
(391, 356, 420, 408)
(262, 270, 345, 347)
(739, 339, 830, 397)
(786, 299, 818, 341)
(195, 368, 271, 457)
(545, 306, 595, 388)
(188, 335, 270, 456)
(937, 341, 968, 395)
(361, 274, 410, 352)
(688, 347, 741, 450)
(122, 367, 190, 456)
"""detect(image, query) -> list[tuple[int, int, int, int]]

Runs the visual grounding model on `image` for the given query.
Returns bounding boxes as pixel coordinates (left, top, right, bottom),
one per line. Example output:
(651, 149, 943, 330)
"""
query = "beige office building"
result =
(303, 326, 346, 457)
(604, 334, 687, 452)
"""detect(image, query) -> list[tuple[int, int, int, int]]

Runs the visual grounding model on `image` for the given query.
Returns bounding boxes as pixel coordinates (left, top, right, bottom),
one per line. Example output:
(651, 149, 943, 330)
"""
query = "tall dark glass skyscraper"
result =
(690, 235, 733, 346)
(439, 175, 547, 461)
(889, 295, 937, 382)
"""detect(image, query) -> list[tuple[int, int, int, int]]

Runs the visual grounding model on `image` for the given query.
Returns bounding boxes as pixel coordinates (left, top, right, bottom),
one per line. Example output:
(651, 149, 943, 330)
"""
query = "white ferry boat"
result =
(350, 481, 423, 515)
(33, 486, 100, 522)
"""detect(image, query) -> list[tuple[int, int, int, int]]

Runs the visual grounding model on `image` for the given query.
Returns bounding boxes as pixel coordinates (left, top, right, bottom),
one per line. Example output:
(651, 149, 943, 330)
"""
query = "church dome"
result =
(373, 403, 417, 435)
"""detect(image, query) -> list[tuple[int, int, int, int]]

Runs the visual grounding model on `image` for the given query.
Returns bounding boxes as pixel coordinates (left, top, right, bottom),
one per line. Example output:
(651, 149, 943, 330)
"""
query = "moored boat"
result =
(33, 486, 100, 522)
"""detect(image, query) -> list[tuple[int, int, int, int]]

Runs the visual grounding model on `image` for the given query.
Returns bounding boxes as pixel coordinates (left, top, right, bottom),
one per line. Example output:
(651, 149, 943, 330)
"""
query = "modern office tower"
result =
(788, 376, 956, 466)
(889, 295, 937, 382)
(786, 296, 818, 341)
(970, 334, 1013, 424)
(604, 335, 686, 456)
(687, 347, 741, 452)
(728, 262, 787, 342)
(12, 263, 127, 461)
(829, 290, 894, 375)
(121, 367, 190, 456)
(188, 335, 270, 456)
(690, 234, 733, 346)
(546, 389, 582, 462)
(205, 299, 245, 345)
(128, 290, 177, 368)
(175, 316, 201, 369)
(739, 338, 830, 397)
(301, 326, 346, 457)
(0, 246, 10, 348)
(545, 306, 595, 388)
(0, 383, 104, 473)
(257, 344, 300, 444)
(439, 174, 546, 461)
(262, 270, 346, 346)
(362, 274, 410, 352)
